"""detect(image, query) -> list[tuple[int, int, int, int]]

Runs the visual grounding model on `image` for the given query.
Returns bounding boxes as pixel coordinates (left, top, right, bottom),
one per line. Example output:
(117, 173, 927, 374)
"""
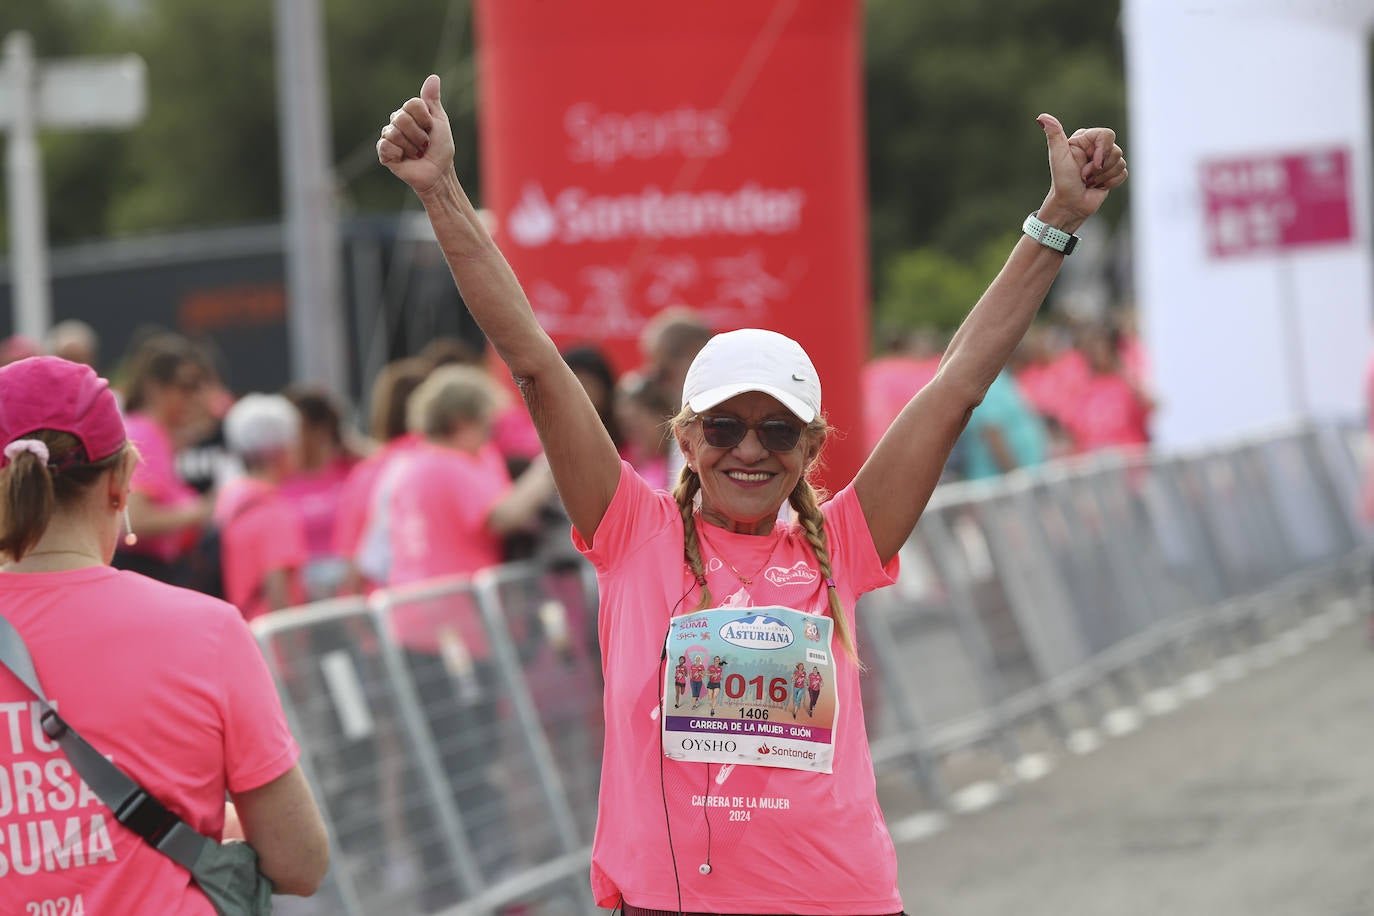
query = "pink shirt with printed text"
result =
(0, 567, 298, 914)
(214, 477, 308, 621)
(575, 462, 902, 914)
(385, 440, 511, 654)
(123, 413, 202, 563)
(331, 434, 422, 568)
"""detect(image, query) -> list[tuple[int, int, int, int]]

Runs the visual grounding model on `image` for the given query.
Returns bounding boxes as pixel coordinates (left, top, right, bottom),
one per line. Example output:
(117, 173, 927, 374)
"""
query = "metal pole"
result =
(4, 32, 52, 342)
(273, 0, 347, 394)
(1276, 256, 1308, 420)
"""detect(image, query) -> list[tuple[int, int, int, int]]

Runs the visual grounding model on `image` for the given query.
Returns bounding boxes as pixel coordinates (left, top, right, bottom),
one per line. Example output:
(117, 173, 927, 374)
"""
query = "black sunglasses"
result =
(698, 414, 803, 453)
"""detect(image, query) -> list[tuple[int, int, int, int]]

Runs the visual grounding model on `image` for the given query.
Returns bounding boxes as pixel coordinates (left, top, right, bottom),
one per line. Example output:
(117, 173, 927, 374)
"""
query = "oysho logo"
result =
(681, 738, 738, 753)
(764, 561, 818, 588)
(719, 615, 795, 651)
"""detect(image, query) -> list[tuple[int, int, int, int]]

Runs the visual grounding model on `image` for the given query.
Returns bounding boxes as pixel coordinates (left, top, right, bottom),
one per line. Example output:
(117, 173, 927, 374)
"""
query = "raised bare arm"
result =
(854, 114, 1127, 563)
(377, 75, 622, 544)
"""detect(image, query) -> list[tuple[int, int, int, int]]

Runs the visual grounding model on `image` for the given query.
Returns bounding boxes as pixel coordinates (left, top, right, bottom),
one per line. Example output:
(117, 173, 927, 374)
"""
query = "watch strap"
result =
(1022, 211, 1079, 255)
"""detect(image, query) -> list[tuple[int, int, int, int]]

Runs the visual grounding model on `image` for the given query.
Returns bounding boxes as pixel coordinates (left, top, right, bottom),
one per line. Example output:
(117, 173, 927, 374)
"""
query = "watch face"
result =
(1062, 234, 1079, 255)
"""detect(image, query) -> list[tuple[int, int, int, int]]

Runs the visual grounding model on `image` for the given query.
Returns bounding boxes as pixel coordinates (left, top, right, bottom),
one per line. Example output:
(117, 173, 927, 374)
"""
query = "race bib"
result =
(661, 605, 837, 774)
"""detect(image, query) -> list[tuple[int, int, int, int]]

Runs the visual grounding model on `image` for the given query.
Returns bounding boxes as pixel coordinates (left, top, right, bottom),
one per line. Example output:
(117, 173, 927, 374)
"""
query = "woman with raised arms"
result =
(377, 74, 1125, 916)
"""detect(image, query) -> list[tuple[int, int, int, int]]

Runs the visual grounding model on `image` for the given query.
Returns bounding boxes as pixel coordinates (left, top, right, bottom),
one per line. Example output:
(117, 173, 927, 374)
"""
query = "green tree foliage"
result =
(878, 231, 1022, 333)
(865, 0, 1126, 335)
(0, 0, 126, 248)
(3, 0, 480, 246)
(109, 0, 480, 233)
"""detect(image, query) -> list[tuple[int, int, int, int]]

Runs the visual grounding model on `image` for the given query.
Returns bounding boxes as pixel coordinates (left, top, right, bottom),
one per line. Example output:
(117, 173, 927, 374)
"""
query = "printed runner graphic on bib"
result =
(661, 605, 836, 774)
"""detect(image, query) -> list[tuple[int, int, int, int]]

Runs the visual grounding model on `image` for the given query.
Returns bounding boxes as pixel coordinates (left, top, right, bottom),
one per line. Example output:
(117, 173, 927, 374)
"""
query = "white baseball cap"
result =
(224, 393, 300, 458)
(681, 329, 821, 423)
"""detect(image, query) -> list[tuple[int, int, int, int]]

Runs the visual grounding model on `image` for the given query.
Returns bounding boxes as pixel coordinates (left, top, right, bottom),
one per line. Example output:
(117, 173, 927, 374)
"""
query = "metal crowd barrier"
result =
(255, 422, 1372, 915)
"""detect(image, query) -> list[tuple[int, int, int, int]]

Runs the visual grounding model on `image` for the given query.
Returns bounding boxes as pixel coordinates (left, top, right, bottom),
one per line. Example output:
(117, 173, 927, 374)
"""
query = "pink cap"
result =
(0, 356, 127, 469)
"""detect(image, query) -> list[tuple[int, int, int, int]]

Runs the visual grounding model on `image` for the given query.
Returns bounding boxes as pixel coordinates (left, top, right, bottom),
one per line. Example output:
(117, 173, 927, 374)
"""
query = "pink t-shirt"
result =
(1014, 362, 1058, 418)
(0, 566, 298, 914)
(1118, 333, 1151, 389)
(1064, 373, 1151, 453)
(385, 441, 512, 654)
(214, 477, 308, 621)
(861, 355, 941, 454)
(1031, 348, 1092, 425)
(331, 435, 422, 567)
(575, 462, 901, 914)
(124, 413, 202, 564)
(279, 456, 356, 561)
(491, 402, 543, 464)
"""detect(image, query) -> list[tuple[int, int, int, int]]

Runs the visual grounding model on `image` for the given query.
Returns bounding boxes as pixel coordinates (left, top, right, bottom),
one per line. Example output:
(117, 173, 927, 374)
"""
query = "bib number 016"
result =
(722, 674, 789, 704)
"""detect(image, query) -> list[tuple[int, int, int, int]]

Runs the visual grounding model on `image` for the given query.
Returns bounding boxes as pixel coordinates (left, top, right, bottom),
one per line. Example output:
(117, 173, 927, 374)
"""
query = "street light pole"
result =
(4, 32, 52, 342)
(273, 0, 347, 394)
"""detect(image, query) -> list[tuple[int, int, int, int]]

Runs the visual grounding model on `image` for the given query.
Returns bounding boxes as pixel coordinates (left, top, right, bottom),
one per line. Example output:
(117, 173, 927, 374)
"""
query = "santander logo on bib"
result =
(719, 614, 795, 650)
(765, 561, 818, 588)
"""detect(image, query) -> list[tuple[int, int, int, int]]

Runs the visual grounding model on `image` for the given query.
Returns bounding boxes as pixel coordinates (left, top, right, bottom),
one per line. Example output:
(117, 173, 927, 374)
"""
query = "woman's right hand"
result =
(376, 75, 456, 198)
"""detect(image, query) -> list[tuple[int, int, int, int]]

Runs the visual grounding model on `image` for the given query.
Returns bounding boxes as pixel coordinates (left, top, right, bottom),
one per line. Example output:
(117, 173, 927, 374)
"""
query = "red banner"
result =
(475, 0, 868, 489)
(1201, 148, 1354, 259)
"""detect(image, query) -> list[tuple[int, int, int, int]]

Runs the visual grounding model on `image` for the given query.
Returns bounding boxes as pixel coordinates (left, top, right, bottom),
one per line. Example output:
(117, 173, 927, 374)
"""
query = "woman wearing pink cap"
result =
(0, 357, 328, 913)
(379, 75, 1125, 915)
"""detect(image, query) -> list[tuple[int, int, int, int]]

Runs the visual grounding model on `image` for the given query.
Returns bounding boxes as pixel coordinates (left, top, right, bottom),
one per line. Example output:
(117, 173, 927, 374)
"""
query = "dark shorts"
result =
(707, 681, 721, 690)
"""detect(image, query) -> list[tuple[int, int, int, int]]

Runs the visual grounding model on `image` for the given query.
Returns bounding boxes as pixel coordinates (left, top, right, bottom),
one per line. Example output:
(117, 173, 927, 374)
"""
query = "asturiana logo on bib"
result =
(719, 614, 795, 650)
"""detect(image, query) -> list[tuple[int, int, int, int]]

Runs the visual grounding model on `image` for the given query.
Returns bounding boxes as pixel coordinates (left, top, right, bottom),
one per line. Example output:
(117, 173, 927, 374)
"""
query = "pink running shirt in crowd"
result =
(331, 434, 421, 579)
(1064, 373, 1151, 453)
(861, 355, 940, 454)
(1013, 362, 1059, 419)
(123, 413, 202, 564)
(279, 455, 356, 561)
(575, 462, 902, 914)
(1118, 332, 1152, 389)
(0, 567, 299, 914)
(491, 402, 542, 464)
(1025, 346, 1092, 427)
(384, 440, 512, 655)
(214, 476, 308, 621)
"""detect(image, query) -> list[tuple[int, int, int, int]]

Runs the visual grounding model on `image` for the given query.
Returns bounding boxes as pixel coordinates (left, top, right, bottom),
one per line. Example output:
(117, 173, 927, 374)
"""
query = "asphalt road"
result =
(892, 608, 1374, 916)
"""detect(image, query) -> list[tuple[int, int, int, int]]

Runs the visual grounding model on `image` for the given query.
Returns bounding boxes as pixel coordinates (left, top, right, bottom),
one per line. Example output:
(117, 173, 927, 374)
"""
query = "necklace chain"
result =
(697, 521, 783, 587)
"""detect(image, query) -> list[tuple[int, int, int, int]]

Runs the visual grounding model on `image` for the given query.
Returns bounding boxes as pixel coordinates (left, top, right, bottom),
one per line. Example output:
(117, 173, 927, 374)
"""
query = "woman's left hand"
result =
(1038, 113, 1127, 229)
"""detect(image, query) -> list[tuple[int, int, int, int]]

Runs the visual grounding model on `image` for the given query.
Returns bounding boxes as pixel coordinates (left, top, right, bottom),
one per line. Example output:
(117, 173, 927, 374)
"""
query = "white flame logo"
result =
(507, 183, 557, 248)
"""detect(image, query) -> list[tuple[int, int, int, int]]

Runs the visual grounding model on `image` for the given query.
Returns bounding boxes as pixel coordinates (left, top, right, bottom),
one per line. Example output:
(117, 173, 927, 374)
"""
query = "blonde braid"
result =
(672, 465, 714, 611)
(791, 478, 859, 664)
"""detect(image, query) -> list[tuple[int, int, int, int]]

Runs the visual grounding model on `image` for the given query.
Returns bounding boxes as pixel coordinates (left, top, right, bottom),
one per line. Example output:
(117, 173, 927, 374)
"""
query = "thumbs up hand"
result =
(377, 74, 455, 197)
(1037, 113, 1127, 231)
